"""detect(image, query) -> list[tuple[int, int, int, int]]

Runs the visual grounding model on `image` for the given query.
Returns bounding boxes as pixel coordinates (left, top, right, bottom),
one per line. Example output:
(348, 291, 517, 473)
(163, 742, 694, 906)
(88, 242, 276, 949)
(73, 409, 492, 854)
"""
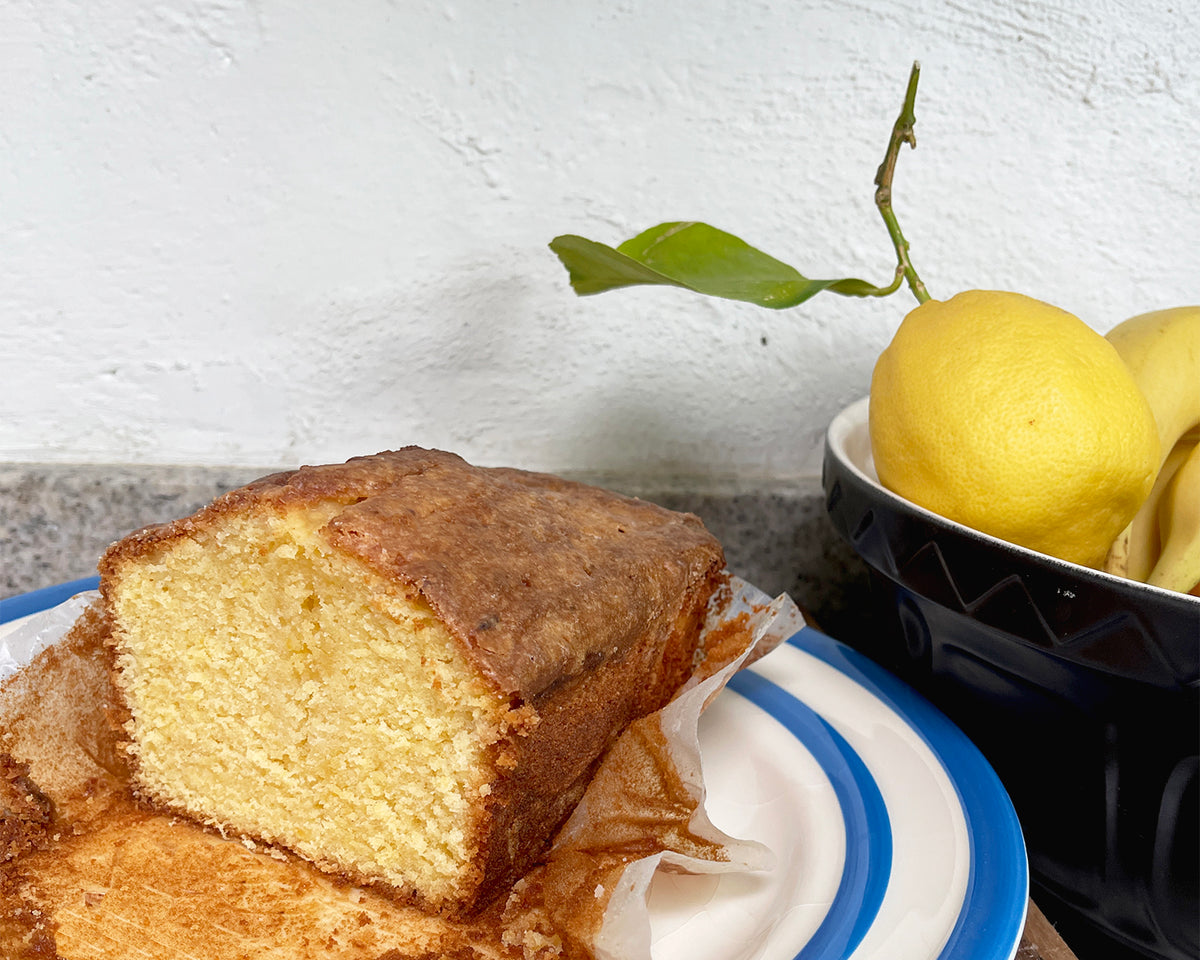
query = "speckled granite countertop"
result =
(2, 463, 266, 593)
(0, 462, 874, 637)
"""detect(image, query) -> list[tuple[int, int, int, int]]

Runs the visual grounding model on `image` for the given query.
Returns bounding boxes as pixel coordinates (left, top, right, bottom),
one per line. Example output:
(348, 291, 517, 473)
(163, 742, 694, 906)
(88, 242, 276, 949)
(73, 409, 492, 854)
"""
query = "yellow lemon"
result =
(869, 290, 1160, 568)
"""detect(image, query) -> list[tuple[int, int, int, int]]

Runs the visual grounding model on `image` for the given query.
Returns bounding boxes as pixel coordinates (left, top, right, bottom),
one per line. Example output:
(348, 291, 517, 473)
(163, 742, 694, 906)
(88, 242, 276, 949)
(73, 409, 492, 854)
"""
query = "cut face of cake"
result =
(99, 448, 725, 915)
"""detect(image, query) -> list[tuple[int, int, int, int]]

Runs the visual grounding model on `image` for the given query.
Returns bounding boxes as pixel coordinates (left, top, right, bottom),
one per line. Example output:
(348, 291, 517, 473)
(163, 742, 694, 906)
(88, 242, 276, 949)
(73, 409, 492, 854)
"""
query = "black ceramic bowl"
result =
(823, 397, 1199, 960)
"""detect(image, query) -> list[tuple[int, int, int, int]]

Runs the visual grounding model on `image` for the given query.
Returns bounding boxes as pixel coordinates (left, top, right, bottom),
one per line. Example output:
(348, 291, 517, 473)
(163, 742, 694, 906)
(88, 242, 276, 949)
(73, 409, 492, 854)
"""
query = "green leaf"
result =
(550, 221, 895, 310)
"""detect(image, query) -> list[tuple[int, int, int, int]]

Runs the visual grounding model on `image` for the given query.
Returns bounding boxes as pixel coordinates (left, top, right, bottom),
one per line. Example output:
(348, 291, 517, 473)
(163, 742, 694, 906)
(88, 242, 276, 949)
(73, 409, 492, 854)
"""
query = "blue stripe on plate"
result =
(787, 627, 1028, 960)
(0, 575, 100, 624)
(729, 669, 892, 960)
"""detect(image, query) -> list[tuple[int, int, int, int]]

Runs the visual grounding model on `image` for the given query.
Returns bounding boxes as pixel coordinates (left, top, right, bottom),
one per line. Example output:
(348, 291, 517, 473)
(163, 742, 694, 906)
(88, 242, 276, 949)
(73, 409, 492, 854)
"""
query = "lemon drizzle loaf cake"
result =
(98, 448, 725, 916)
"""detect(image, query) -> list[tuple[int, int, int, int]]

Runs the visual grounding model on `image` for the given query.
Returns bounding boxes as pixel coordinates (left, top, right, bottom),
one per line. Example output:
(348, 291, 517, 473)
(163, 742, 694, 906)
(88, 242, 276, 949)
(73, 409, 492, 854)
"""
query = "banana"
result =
(1106, 306, 1200, 465)
(1103, 306, 1200, 588)
(1108, 429, 1199, 581)
(1148, 439, 1200, 593)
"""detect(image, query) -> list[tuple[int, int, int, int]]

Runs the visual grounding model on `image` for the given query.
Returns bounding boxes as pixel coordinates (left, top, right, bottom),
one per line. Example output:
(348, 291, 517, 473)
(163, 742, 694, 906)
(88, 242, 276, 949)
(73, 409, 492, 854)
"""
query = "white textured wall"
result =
(2, 0, 1197, 478)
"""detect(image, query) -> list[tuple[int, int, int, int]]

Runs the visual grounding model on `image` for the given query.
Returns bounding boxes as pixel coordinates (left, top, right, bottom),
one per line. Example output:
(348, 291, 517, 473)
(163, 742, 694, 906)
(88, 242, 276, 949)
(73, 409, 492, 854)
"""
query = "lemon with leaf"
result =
(549, 63, 1163, 568)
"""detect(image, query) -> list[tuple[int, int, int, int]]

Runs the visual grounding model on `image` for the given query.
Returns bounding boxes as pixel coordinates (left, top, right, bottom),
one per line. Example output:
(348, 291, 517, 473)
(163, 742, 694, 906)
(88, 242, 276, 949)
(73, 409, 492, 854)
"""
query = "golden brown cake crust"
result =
(99, 448, 726, 699)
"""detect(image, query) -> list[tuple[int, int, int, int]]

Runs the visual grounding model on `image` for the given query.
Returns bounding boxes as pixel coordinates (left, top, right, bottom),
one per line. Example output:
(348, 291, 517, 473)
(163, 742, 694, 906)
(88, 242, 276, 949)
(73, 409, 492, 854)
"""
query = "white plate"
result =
(0, 580, 1028, 960)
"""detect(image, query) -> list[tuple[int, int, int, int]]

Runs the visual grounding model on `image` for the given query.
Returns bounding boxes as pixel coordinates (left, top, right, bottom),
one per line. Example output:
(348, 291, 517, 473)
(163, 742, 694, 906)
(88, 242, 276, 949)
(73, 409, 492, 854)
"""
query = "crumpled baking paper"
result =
(0, 589, 99, 678)
(500, 580, 805, 959)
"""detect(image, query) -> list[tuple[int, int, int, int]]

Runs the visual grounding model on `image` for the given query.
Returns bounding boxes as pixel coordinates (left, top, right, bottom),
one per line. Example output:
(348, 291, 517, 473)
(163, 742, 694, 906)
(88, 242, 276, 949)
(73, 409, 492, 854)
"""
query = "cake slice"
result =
(98, 448, 725, 916)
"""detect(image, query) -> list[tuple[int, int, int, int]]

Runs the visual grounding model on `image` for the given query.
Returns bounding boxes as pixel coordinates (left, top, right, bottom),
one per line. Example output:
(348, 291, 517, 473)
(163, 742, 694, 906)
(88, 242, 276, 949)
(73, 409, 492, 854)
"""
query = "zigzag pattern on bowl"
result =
(829, 472, 1199, 690)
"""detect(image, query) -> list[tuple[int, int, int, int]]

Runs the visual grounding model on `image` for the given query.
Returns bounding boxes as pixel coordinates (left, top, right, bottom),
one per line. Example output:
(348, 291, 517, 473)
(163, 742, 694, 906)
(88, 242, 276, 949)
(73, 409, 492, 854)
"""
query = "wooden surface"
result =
(1018, 900, 1079, 960)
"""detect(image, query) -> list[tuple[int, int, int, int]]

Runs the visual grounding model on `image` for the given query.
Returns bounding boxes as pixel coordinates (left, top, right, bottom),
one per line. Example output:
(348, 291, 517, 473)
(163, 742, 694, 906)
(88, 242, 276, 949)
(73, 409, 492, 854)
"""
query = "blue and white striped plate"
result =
(0, 580, 1027, 960)
(651, 629, 1028, 960)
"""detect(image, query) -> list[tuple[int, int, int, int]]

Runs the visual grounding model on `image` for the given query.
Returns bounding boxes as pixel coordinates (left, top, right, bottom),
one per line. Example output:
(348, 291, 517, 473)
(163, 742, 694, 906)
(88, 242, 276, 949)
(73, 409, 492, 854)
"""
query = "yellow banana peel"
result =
(1106, 430, 1200, 582)
(1148, 440, 1200, 593)
(1103, 307, 1200, 592)
(1106, 307, 1200, 465)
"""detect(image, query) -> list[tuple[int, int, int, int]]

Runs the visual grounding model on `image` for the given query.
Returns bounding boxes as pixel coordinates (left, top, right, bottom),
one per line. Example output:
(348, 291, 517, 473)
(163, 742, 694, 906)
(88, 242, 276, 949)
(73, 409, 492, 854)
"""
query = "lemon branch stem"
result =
(874, 61, 931, 304)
